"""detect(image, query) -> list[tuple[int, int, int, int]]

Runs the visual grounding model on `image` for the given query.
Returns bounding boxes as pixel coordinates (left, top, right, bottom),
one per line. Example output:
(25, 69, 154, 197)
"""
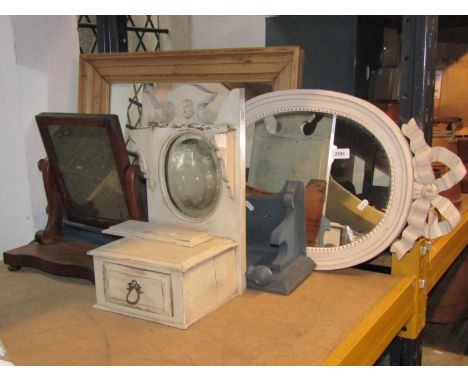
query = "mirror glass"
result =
(247, 111, 335, 192)
(164, 132, 222, 219)
(47, 124, 129, 221)
(247, 112, 391, 248)
(320, 116, 390, 247)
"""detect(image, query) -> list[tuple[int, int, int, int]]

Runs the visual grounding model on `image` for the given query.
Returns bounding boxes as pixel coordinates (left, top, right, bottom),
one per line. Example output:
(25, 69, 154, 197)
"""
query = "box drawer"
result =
(103, 262, 173, 317)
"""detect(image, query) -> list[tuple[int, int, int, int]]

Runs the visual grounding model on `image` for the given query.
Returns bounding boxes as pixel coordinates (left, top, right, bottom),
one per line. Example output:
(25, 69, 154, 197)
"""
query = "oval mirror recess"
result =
(164, 131, 222, 219)
(245, 89, 414, 270)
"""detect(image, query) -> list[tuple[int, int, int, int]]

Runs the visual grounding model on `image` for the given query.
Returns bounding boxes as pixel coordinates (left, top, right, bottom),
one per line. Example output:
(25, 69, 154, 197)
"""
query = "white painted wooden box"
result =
(89, 236, 239, 329)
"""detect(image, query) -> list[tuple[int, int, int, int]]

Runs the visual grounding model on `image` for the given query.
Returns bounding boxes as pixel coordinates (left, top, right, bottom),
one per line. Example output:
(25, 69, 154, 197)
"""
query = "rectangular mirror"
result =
(78, 47, 304, 115)
(36, 113, 135, 228)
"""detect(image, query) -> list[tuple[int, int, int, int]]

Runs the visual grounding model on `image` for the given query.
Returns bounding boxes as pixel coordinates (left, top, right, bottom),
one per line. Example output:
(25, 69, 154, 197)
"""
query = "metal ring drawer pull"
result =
(126, 280, 143, 305)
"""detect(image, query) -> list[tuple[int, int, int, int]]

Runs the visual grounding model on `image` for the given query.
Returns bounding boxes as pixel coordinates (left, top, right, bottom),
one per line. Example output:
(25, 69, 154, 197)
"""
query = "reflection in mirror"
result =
(246, 112, 336, 246)
(246, 110, 392, 250)
(47, 124, 129, 221)
(318, 116, 390, 248)
(247, 112, 335, 192)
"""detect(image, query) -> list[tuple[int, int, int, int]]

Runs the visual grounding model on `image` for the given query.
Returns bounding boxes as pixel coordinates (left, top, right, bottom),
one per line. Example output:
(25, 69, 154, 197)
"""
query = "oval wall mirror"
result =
(245, 89, 414, 270)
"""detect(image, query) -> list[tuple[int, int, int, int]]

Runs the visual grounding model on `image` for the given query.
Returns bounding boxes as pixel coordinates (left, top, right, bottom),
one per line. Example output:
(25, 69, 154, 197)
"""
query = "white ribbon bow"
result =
(391, 118, 466, 260)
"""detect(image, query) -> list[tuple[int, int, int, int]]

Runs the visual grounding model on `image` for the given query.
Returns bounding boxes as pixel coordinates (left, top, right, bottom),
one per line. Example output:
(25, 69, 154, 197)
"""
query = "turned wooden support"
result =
(125, 164, 146, 221)
(34, 158, 63, 244)
(305, 180, 326, 247)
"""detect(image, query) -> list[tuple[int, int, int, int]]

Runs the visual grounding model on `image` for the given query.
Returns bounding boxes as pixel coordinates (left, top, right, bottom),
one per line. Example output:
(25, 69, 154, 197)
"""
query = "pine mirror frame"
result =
(245, 89, 414, 270)
(77, 46, 304, 114)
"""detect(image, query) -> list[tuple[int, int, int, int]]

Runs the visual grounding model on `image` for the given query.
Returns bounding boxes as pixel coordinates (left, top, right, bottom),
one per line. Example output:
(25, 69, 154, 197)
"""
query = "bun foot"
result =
(8, 265, 22, 272)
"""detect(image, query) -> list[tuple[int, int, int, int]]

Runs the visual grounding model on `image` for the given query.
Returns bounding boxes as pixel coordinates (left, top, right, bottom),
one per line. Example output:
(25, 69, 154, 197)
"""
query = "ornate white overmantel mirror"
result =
(129, 84, 245, 237)
(246, 90, 466, 270)
(89, 84, 247, 328)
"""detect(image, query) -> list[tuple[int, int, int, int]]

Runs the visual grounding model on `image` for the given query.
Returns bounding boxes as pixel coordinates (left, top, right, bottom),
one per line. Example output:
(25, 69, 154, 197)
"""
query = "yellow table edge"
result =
(321, 275, 415, 365)
(428, 209, 468, 291)
(389, 203, 467, 340)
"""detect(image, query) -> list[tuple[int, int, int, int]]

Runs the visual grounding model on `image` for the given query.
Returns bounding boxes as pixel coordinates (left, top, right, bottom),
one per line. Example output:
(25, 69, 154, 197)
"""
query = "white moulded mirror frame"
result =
(246, 89, 415, 270)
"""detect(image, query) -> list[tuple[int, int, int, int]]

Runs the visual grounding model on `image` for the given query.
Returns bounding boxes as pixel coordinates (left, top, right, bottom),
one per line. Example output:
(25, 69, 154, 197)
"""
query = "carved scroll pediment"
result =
(142, 84, 220, 126)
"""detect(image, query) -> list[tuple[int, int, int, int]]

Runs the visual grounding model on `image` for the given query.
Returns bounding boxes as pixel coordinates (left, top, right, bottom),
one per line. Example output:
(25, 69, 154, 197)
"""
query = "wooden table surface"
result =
(0, 264, 409, 366)
(3, 200, 466, 365)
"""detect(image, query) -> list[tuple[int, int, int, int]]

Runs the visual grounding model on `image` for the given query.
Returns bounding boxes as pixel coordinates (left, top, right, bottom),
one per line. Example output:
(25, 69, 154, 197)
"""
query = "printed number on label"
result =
(333, 148, 350, 159)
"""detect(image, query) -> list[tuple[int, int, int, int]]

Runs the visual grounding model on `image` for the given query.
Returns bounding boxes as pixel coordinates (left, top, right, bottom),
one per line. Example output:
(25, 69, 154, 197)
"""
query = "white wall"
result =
(0, 16, 79, 257)
(159, 16, 192, 51)
(191, 16, 266, 49)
